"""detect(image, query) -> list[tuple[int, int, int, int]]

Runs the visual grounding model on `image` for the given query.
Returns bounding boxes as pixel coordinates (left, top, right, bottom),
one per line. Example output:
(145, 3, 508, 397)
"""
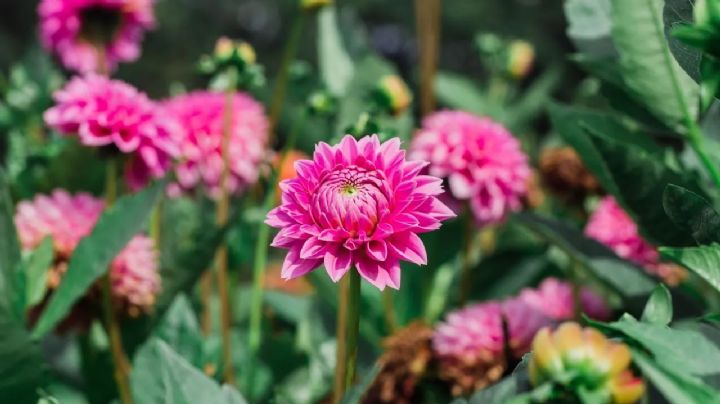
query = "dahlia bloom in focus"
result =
(409, 110, 530, 225)
(585, 196, 687, 285)
(266, 135, 455, 290)
(518, 277, 612, 322)
(38, 0, 155, 73)
(15, 190, 160, 316)
(163, 91, 269, 198)
(529, 323, 645, 404)
(44, 75, 180, 190)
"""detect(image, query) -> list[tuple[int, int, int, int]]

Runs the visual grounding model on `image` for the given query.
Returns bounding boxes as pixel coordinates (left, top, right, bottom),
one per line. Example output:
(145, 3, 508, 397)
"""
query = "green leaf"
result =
(318, 5, 354, 97)
(0, 168, 21, 318)
(22, 236, 54, 308)
(435, 72, 487, 115)
(423, 261, 457, 323)
(131, 338, 245, 404)
(601, 316, 720, 376)
(661, 244, 720, 293)
(641, 284, 673, 325)
(610, 0, 699, 128)
(664, 0, 702, 82)
(32, 181, 163, 338)
(563, 0, 615, 57)
(663, 184, 720, 245)
(0, 317, 46, 402)
(153, 294, 203, 367)
(586, 131, 702, 246)
(515, 213, 655, 299)
(631, 348, 719, 403)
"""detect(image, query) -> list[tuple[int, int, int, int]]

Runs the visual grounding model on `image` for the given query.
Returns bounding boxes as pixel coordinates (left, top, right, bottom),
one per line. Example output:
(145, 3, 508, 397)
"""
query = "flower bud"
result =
(373, 75, 412, 116)
(506, 40, 535, 80)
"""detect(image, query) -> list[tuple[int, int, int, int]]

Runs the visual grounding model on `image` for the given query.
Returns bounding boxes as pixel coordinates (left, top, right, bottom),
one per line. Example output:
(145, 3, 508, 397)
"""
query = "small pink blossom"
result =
(38, 0, 155, 73)
(432, 302, 505, 362)
(409, 110, 531, 225)
(517, 277, 612, 321)
(266, 135, 455, 290)
(501, 298, 550, 358)
(15, 190, 160, 315)
(44, 74, 179, 190)
(162, 91, 269, 198)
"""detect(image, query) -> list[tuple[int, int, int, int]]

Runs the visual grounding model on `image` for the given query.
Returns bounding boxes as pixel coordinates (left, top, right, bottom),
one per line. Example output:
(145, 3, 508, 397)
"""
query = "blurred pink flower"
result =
(432, 302, 505, 363)
(44, 74, 179, 190)
(15, 189, 160, 315)
(517, 277, 612, 321)
(266, 135, 455, 290)
(409, 110, 530, 225)
(162, 91, 269, 198)
(501, 297, 550, 358)
(38, 0, 155, 73)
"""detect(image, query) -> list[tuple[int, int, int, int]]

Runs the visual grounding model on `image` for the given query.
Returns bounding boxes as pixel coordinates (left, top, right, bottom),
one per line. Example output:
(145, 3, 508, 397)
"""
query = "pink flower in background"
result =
(517, 277, 612, 321)
(15, 190, 160, 315)
(44, 74, 179, 190)
(266, 135, 455, 290)
(409, 110, 530, 225)
(501, 298, 550, 358)
(38, 0, 155, 73)
(163, 91, 269, 198)
(433, 302, 505, 362)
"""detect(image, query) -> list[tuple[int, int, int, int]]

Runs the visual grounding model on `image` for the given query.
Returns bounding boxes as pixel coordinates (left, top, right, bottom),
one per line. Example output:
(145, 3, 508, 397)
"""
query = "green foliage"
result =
(641, 284, 673, 325)
(18, 236, 54, 310)
(663, 184, 720, 245)
(661, 244, 720, 294)
(318, 5, 355, 97)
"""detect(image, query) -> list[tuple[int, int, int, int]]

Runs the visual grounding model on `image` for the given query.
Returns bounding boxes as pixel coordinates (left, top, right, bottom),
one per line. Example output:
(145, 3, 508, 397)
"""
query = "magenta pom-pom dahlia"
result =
(38, 0, 155, 73)
(15, 190, 160, 315)
(517, 277, 612, 322)
(44, 74, 179, 190)
(409, 110, 531, 225)
(433, 302, 505, 363)
(266, 135, 455, 290)
(163, 91, 269, 198)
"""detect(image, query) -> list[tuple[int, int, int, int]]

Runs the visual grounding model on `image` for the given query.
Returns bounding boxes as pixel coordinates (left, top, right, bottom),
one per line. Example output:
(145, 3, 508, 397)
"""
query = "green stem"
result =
(268, 11, 306, 138)
(246, 111, 305, 391)
(333, 269, 360, 404)
(382, 290, 397, 333)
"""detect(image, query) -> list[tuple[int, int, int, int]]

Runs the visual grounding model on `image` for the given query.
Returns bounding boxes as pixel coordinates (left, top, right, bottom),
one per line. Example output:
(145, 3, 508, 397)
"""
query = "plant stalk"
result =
(382, 290, 397, 333)
(414, 0, 442, 116)
(333, 269, 360, 404)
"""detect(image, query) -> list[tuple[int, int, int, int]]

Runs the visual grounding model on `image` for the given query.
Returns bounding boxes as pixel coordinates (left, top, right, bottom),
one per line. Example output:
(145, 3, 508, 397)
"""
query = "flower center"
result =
(311, 165, 390, 236)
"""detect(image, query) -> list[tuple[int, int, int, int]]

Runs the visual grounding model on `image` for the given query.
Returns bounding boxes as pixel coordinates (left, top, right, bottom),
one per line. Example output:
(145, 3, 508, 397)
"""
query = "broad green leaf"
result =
(32, 181, 163, 338)
(661, 244, 720, 293)
(131, 338, 245, 404)
(600, 316, 720, 376)
(318, 5, 354, 96)
(435, 72, 486, 115)
(610, 0, 699, 128)
(0, 317, 46, 402)
(663, 184, 720, 245)
(641, 284, 673, 325)
(664, 0, 702, 82)
(0, 168, 21, 317)
(515, 213, 655, 299)
(631, 348, 719, 403)
(563, 0, 615, 57)
(263, 291, 311, 325)
(22, 236, 54, 308)
(587, 131, 702, 246)
(423, 261, 457, 323)
(154, 294, 203, 367)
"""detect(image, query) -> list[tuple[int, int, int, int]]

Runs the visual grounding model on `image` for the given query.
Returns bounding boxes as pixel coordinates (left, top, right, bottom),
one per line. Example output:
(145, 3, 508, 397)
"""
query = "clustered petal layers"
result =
(266, 135, 455, 290)
(38, 0, 155, 73)
(409, 110, 530, 225)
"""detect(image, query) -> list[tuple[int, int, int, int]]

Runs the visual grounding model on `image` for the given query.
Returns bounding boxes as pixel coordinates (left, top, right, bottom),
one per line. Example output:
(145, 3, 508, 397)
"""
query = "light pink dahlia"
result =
(501, 297, 551, 358)
(517, 277, 612, 321)
(409, 110, 531, 225)
(584, 196, 687, 285)
(266, 135, 455, 290)
(44, 74, 179, 190)
(38, 0, 155, 73)
(15, 189, 160, 315)
(163, 91, 270, 198)
(433, 302, 505, 363)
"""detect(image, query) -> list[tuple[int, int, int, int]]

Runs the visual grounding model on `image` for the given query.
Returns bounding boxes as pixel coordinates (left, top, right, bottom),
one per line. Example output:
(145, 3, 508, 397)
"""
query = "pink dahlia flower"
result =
(501, 298, 551, 358)
(409, 110, 531, 225)
(44, 74, 179, 190)
(38, 0, 155, 73)
(433, 302, 505, 363)
(163, 91, 269, 198)
(517, 277, 612, 321)
(266, 135, 455, 290)
(15, 189, 160, 315)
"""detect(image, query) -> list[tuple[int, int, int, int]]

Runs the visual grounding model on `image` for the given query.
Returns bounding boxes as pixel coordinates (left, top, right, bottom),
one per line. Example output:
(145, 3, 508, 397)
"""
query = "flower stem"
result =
(382, 290, 397, 333)
(102, 158, 133, 404)
(459, 218, 475, 304)
(246, 111, 305, 392)
(215, 80, 236, 385)
(333, 269, 360, 404)
(268, 10, 306, 138)
(414, 0, 442, 116)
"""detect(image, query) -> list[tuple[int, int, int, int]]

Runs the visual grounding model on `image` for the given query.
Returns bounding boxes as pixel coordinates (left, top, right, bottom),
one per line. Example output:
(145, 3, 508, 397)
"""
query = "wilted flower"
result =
(539, 146, 600, 203)
(373, 75, 412, 116)
(517, 277, 612, 322)
(432, 302, 507, 396)
(163, 90, 269, 198)
(529, 323, 645, 404)
(38, 0, 155, 73)
(506, 40, 535, 79)
(266, 135, 455, 290)
(585, 197, 687, 285)
(15, 190, 160, 317)
(364, 322, 434, 404)
(44, 74, 180, 190)
(410, 110, 531, 225)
